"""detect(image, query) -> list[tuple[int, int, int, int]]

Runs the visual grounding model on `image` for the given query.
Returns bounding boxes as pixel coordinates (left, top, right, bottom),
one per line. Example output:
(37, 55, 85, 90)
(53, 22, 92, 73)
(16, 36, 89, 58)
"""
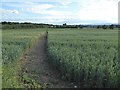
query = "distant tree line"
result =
(1, 21, 50, 29)
(1, 21, 119, 30)
(49, 23, 119, 29)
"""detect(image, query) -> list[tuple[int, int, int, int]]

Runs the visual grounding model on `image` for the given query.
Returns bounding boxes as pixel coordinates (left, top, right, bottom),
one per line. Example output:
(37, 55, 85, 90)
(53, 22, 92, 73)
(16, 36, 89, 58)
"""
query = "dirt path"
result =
(20, 33, 74, 88)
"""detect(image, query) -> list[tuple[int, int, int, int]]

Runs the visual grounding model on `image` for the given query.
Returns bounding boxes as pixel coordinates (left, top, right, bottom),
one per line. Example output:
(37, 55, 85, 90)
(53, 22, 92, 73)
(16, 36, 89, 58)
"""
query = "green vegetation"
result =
(1, 22, 119, 30)
(2, 29, 43, 88)
(2, 22, 49, 29)
(0, 28, 2, 89)
(48, 28, 119, 87)
(2, 25, 119, 88)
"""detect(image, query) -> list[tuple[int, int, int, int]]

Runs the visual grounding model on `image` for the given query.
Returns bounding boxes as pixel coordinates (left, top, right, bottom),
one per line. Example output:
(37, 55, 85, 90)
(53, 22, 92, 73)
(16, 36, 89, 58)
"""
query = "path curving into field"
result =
(20, 33, 74, 88)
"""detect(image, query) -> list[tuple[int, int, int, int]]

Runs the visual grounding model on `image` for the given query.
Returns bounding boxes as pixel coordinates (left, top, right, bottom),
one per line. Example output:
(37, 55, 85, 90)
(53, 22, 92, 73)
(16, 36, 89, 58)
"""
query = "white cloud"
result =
(1, 0, 119, 24)
(24, 0, 118, 24)
(12, 10, 19, 14)
(24, 3, 56, 14)
(30, 9, 72, 16)
(24, 2, 35, 5)
(2, 0, 75, 2)
(77, 0, 118, 23)
(59, 1, 72, 5)
(25, 3, 73, 16)
(32, 4, 55, 10)
(0, 9, 19, 14)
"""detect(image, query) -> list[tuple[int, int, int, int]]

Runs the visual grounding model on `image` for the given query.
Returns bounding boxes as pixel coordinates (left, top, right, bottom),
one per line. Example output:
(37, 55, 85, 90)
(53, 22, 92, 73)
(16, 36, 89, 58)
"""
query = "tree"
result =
(109, 25, 114, 29)
(63, 23, 67, 26)
(102, 25, 107, 29)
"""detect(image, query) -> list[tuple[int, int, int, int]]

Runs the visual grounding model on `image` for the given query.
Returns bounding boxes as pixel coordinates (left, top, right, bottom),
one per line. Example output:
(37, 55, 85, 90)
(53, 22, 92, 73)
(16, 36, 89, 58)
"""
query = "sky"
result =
(0, 0, 119, 25)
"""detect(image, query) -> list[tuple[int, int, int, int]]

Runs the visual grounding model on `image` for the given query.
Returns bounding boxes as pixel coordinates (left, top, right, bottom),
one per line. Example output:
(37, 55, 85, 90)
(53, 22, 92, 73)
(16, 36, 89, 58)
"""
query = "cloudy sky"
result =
(0, 0, 119, 25)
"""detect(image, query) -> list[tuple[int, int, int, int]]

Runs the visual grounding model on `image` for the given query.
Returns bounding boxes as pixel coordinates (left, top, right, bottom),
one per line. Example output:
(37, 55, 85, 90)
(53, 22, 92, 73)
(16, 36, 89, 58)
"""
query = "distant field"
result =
(2, 29, 44, 88)
(48, 28, 119, 87)
(2, 28, 119, 88)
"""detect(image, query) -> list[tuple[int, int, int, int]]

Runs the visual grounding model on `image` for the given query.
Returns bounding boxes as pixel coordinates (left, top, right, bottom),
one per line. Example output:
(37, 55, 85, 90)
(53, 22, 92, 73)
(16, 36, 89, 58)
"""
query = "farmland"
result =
(2, 28, 119, 88)
(1, 0, 119, 88)
(48, 28, 119, 87)
(2, 29, 44, 88)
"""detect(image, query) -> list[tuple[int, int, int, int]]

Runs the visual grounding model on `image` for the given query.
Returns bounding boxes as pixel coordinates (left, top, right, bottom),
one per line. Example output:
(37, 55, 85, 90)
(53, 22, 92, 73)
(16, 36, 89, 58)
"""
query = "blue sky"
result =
(0, 0, 119, 25)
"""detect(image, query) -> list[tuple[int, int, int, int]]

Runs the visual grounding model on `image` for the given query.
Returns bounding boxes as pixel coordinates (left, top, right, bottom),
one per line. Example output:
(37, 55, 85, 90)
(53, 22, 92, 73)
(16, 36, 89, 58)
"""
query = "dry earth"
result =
(19, 34, 75, 88)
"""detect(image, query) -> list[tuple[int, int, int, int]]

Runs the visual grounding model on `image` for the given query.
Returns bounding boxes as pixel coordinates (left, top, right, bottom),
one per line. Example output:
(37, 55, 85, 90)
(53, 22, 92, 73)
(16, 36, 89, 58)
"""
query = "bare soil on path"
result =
(20, 34, 75, 88)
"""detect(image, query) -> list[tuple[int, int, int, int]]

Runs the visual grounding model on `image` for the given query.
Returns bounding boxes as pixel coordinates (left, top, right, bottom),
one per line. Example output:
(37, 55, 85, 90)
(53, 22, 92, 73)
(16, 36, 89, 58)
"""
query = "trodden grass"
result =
(2, 29, 45, 88)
